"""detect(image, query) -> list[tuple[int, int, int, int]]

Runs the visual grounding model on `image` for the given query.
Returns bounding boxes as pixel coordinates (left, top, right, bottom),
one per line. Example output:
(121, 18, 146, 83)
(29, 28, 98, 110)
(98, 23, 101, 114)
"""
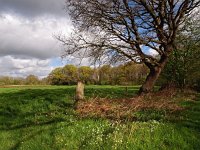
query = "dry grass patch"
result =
(76, 88, 196, 120)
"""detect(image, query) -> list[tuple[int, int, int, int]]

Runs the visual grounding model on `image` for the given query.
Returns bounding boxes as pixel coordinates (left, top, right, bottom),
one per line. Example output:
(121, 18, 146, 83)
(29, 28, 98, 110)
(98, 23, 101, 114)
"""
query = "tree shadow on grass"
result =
(0, 86, 140, 149)
(0, 88, 77, 150)
(176, 94, 200, 132)
(0, 86, 138, 132)
(0, 88, 76, 131)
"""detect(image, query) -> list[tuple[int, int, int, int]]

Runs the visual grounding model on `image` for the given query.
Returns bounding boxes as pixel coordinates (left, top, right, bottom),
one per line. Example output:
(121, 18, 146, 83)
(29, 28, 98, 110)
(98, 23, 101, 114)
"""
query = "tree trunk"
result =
(138, 66, 162, 94)
(138, 55, 169, 95)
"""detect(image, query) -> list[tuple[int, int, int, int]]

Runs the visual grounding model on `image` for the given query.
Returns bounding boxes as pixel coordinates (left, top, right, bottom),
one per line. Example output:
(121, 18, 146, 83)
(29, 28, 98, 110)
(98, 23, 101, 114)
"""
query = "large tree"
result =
(59, 0, 199, 94)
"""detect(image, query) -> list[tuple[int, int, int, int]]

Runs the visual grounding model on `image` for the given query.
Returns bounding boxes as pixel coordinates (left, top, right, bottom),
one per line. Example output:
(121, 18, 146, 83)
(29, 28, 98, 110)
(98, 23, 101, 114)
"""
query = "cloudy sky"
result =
(0, 0, 74, 78)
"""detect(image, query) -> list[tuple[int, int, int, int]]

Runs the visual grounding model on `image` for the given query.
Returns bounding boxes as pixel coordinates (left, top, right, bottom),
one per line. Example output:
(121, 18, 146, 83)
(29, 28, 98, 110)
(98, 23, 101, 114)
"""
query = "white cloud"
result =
(0, 56, 55, 78)
(0, 13, 72, 59)
(0, 0, 73, 78)
(0, 13, 73, 77)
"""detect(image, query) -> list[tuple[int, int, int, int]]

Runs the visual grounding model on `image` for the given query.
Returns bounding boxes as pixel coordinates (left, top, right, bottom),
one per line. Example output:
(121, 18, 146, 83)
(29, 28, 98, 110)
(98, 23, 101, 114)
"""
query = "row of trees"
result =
(47, 62, 148, 85)
(0, 75, 47, 85)
(0, 63, 148, 86)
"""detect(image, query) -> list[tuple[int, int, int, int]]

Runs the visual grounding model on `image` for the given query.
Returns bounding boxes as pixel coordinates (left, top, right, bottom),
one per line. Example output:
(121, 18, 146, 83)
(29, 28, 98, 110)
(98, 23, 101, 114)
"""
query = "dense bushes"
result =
(157, 14, 200, 90)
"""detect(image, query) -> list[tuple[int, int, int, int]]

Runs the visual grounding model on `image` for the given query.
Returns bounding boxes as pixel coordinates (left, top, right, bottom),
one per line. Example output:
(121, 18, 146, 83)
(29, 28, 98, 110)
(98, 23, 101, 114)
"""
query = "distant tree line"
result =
(0, 75, 48, 86)
(47, 62, 148, 85)
(0, 62, 148, 86)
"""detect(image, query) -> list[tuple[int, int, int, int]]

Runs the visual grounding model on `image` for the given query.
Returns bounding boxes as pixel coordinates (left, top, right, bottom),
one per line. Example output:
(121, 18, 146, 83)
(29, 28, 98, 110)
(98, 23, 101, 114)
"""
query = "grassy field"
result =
(0, 85, 199, 150)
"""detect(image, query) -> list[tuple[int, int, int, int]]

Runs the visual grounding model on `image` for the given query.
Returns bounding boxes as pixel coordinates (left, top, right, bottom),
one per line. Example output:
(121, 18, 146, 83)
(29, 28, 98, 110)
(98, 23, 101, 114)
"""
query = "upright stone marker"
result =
(75, 81, 84, 101)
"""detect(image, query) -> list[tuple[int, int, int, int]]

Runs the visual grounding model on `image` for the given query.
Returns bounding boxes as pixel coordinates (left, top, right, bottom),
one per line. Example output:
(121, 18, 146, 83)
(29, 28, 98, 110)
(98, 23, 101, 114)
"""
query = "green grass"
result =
(0, 85, 199, 150)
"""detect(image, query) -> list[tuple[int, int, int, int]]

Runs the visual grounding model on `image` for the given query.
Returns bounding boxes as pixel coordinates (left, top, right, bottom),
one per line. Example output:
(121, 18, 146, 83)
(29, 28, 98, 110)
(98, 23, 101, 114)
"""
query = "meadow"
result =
(0, 85, 199, 150)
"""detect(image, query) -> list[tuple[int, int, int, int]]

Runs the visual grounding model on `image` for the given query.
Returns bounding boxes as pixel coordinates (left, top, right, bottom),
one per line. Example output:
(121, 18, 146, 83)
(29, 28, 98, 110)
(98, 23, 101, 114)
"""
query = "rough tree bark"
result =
(139, 65, 166, 94)
(139, 53, 169, 94)
(139, 67, 162, 94)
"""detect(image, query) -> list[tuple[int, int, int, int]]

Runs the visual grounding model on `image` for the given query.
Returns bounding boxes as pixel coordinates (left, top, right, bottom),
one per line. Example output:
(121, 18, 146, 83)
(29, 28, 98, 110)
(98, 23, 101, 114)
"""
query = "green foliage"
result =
(48, 65, 78, 85)
(0, 86, 200, 149)
(159, 40, 200, 88)
(48, 62, 148, 86)
(0, 76, 25, 85)
(99, 65, 112, 85)
(63, 65, 78, 85)
(0, 75, 48, 86)
(134, 110, 166, 121)
(25, 75, 39, 85)
(78, 66, 93, 84)
(0, 63, 147, 87)
(48, 65, 79, 85)
(48, 67, 65, 85)
(158, 13, 200, 89)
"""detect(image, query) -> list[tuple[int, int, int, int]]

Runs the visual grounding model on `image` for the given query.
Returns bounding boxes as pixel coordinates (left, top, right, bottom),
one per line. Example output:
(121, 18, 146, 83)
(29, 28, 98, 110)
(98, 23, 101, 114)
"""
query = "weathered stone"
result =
(75, 81, 84, 101)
